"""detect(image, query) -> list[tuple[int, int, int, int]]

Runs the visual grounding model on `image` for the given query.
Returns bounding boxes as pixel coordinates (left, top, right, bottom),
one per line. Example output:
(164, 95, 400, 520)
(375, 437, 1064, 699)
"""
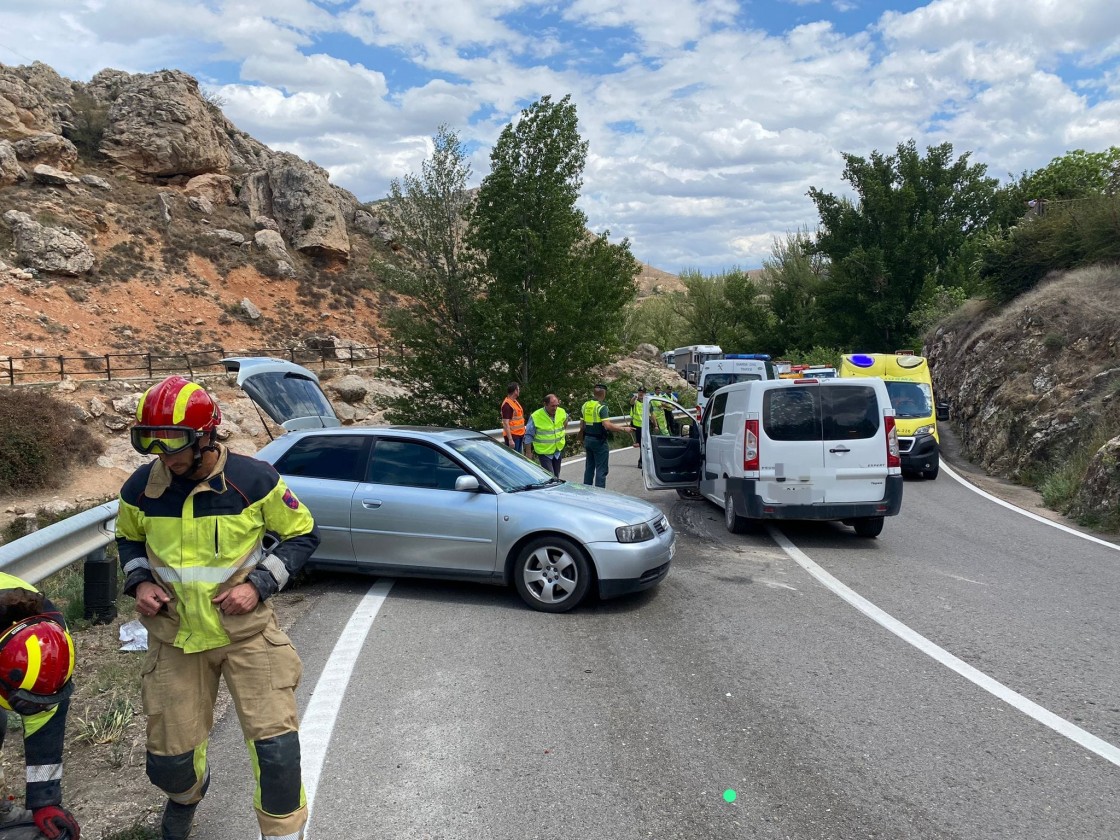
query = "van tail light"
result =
(885, 413, 901, 469)
(695, 403, 703, 425)
(744, 418, 760, 471)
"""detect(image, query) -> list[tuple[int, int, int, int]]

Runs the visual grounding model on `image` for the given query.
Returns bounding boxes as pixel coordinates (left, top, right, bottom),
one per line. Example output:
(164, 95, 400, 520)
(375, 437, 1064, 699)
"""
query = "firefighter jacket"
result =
(115, 445, 320, 654)
(0, 573, 69, 809)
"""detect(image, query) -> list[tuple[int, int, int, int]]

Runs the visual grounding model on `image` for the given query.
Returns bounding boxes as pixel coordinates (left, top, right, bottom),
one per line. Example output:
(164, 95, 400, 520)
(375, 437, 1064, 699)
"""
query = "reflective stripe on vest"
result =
(530, 407, 567, 455)
(502, 396, 526, 436)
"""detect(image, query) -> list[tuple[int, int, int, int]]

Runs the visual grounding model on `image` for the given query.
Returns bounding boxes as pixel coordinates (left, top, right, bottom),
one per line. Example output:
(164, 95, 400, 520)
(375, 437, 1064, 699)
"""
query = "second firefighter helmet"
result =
(0, 615, 75, 715)
(130, 375, 222, 455)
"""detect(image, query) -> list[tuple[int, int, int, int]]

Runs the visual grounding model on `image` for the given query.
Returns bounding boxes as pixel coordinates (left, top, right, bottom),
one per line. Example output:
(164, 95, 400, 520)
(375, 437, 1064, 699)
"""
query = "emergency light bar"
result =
(723, 354, 771, 360)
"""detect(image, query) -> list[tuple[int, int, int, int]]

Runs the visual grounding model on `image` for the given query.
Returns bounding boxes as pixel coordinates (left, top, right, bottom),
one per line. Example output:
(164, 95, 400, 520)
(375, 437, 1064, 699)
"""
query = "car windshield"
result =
(447, 436, 558, 492)
(885, 381, 933, 418)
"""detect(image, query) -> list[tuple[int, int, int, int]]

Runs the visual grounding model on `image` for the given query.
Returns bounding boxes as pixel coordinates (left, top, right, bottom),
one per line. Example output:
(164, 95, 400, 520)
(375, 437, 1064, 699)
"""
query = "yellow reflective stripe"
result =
(19, 633, 42, 691)
(65, 627, 75, 682)
(173, 382, 203, 425)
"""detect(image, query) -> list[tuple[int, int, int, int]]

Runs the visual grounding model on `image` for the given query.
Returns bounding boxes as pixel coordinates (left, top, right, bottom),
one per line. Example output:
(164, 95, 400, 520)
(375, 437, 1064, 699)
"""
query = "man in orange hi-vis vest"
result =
(501, 381, 526, 454)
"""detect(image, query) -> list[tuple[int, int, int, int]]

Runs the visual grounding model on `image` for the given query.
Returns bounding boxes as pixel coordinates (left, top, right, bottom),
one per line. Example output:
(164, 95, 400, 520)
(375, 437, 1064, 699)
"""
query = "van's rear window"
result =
(764, 385, 880, 441)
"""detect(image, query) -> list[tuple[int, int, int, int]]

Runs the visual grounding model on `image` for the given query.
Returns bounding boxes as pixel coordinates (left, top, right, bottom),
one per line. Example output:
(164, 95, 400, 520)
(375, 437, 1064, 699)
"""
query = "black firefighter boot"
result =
(160, 799, 199, 840)
(161, 772, 209, 840)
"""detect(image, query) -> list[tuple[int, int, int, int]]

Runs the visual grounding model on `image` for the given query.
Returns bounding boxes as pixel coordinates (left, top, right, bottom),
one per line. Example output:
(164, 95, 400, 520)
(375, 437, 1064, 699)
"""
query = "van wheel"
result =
(676, 487, 702, 500)
(853, 517, 884, 538)
(724, 489, 751, 534)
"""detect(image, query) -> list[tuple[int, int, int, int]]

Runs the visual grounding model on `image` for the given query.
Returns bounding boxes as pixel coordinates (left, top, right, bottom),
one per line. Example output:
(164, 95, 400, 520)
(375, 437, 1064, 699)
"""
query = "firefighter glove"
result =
(33, 805, 81, 840)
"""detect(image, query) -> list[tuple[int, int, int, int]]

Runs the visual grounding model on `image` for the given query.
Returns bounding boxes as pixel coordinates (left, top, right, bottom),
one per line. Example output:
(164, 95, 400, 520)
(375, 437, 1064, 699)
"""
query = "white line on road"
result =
(768, 527, 1120, 768)
(300, 578, 394, 835)
(942, 461, 1120, 553)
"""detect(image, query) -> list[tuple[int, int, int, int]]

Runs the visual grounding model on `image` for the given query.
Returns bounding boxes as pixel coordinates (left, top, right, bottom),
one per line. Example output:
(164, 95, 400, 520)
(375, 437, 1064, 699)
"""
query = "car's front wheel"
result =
(514, 536, 592, 612)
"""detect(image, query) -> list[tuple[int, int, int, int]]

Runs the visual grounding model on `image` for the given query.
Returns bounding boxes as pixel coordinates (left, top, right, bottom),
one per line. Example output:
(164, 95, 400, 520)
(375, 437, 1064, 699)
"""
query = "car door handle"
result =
(829, 446, 850, 454)
(362, 499, 383, 509)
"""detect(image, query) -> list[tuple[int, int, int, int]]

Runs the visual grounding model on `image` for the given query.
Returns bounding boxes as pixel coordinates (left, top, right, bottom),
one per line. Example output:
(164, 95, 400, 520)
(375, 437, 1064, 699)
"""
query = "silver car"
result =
(224, 358, 675, 612)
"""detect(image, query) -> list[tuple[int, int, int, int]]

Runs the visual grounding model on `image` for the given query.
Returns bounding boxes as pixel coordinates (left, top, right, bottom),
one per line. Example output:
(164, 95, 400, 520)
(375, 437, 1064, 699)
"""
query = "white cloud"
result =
(2, 0, 1120, 273)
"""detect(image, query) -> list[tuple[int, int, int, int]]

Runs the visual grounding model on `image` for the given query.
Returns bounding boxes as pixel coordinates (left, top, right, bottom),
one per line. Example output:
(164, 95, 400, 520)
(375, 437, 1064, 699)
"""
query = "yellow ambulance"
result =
(839, 352, 943, 479)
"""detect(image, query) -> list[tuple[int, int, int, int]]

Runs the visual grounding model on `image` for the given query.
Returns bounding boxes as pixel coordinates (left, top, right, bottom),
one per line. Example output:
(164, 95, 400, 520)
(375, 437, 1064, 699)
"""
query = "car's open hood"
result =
(221, 357, 341, 431)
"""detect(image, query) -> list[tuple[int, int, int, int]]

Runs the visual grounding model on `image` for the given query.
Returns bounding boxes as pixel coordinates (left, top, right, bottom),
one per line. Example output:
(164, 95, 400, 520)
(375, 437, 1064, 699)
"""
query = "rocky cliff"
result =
(926, 264, 1120, 529)
(0, 61, 399, 364)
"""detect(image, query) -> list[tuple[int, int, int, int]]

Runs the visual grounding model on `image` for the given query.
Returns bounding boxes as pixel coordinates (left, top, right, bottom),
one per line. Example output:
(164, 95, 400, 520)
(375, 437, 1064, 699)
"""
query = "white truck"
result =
(695, 354, 776, 418)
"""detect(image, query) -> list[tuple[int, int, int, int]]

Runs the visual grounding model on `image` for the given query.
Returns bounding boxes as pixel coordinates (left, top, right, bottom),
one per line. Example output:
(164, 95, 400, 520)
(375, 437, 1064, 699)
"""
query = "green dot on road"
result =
(722, 789, 737, 803)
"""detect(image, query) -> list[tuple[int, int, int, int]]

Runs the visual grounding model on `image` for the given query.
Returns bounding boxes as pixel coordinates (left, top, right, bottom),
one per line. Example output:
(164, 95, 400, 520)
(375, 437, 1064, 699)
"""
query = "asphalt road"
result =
(193, 445, 1119, 840)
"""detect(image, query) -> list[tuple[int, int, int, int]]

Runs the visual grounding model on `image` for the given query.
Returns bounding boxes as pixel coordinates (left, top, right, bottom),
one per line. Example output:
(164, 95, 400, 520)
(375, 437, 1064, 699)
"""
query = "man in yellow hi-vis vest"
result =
(523, 393, 568, 477)
(580, 383, 630, 488)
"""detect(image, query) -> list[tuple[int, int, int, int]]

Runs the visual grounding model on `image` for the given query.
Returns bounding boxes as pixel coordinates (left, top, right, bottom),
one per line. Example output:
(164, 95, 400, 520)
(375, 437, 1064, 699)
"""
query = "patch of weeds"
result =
(76, 694, 135, 746)
(65, 284, 89, 302)
(103, 825, 159, 840)
(1042, 332, 1064, 351)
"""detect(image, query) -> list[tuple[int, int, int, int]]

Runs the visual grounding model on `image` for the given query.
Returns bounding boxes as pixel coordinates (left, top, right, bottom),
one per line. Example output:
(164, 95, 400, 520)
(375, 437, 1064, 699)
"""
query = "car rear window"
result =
(763, 385, 880, 441)
(274, 435, 370, 482)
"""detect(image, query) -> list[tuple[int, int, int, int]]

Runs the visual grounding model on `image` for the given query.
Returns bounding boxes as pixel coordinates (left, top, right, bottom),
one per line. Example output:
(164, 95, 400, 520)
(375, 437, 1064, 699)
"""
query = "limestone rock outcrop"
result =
(0, 139, 26, 186)
(13, 133, 78, 170)
(0, 68, 59, 138)
(99, 70, 230, 177)
(239, 153, 350, 260)
(2, 209, 95, 275)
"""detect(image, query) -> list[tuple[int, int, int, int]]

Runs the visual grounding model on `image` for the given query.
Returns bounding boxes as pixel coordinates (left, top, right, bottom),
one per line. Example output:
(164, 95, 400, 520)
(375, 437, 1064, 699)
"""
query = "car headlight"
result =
(616, 522, 655, 543)
(913, 424, 935, 436)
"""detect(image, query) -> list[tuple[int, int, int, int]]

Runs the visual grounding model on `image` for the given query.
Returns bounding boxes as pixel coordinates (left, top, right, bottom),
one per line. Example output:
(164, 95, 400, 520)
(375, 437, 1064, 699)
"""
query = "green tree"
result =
(720, 270, 771, 352)
(470, 95, 638, 400)
(755, 231, 827, 354)
(1019, 147, 1120, 201)
(809, 140, 1000, 350)
(676, 270, 732, 344)
(625, 292, 689, 352)
(377, 126, 496, 426)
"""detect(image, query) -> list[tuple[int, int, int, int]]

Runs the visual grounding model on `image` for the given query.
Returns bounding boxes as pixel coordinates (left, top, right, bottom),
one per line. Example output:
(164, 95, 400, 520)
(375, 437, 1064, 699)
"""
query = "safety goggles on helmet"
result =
(130, 425, 204, 456)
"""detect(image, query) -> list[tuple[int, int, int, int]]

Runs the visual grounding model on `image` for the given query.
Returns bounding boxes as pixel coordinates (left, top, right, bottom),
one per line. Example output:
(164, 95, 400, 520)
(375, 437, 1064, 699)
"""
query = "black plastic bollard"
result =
(83, 547, 118, 625)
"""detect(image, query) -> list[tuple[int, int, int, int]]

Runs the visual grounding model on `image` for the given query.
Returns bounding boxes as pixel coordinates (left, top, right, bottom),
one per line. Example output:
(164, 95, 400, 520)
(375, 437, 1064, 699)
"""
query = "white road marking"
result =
(301, 579, 394, 835)
(942, 461, 1120, 553)
(935, 571, 989, 586)
(768, 527, 1120, 768)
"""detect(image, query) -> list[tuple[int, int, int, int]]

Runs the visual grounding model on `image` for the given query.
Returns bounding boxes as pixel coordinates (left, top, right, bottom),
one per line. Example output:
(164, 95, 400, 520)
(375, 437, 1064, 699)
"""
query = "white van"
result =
(641, 378, 903, 537)
(695, 354, 775, 417)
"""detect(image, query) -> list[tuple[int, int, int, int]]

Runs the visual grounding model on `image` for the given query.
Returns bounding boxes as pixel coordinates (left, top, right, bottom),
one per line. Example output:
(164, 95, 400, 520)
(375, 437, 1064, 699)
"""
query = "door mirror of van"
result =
(935, 401, 951, 422)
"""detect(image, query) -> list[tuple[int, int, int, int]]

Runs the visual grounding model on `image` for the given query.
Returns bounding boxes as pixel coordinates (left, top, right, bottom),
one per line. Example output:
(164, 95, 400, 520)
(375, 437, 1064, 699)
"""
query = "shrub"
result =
(0, 389, 105, 495)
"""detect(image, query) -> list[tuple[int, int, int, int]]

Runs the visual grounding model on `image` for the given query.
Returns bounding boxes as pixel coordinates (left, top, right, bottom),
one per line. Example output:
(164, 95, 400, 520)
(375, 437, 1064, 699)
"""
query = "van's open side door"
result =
(641, 395, 702, 491)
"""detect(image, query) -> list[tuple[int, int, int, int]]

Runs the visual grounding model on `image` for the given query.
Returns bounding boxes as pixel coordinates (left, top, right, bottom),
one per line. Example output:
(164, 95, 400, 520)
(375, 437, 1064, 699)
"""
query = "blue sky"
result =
(2, 0, 1118, 273)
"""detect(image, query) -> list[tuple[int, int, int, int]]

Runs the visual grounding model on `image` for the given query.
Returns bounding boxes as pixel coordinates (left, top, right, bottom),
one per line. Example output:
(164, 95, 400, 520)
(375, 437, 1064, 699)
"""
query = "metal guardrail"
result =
(0, 500, 118, 585)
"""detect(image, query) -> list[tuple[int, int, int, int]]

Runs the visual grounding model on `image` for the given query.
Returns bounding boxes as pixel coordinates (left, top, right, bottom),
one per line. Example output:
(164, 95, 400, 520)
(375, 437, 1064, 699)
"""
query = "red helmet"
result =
(0, 616, 75, 715)
(131, 375, 222, 455)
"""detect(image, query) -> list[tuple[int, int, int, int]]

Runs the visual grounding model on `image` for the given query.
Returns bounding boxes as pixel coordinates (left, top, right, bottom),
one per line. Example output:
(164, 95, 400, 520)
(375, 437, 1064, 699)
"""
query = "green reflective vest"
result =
(581, 400, 606, 438)
(630, 399, 643, 428)
(530, 407, 568, 455)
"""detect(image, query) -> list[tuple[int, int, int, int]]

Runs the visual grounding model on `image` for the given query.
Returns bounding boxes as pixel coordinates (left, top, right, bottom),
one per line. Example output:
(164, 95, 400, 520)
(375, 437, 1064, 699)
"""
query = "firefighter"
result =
(115, 376, 320, 840)
(0, 574, 81, 840)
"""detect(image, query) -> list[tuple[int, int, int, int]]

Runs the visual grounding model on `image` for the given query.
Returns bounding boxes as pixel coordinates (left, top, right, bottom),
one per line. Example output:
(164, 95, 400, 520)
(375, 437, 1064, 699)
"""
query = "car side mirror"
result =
(455, 475, 481, 492)
(935, 401, 951, 422)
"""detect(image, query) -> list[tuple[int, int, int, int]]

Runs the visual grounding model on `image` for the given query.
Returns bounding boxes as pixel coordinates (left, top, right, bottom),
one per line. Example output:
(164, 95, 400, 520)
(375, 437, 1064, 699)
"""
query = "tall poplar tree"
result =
(469, 95, 638, 401)
(378, 126, 495, 426)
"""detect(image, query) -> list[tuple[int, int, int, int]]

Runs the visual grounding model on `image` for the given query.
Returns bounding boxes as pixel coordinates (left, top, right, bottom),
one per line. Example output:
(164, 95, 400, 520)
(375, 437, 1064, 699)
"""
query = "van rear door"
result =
(759, 385, 826, 505)
(820, 381, 889, 503)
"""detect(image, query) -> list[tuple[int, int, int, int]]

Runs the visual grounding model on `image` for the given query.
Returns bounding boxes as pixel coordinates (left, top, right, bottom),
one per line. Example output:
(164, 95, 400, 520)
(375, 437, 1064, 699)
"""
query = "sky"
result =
(1, 0, 1118, 273)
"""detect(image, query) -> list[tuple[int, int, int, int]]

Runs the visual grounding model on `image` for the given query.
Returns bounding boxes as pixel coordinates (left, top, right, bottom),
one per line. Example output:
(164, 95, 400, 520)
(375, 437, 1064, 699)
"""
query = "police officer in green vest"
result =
(580, 383, 630, 488)
(629, 387, 645, 450)
(524, 393, 568, 477)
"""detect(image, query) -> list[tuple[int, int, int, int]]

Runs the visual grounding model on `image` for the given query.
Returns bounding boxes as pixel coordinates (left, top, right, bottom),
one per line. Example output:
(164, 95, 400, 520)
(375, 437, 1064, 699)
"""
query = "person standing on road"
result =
(628, 388, 645, 450)
(0, 574, 81, 840)
(115, 375, 320, 840)
(500, 382, 526, 454)
(523, 393, 568, 477)
(581, 383, 629, 488)
(639, 395, 669, 470)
